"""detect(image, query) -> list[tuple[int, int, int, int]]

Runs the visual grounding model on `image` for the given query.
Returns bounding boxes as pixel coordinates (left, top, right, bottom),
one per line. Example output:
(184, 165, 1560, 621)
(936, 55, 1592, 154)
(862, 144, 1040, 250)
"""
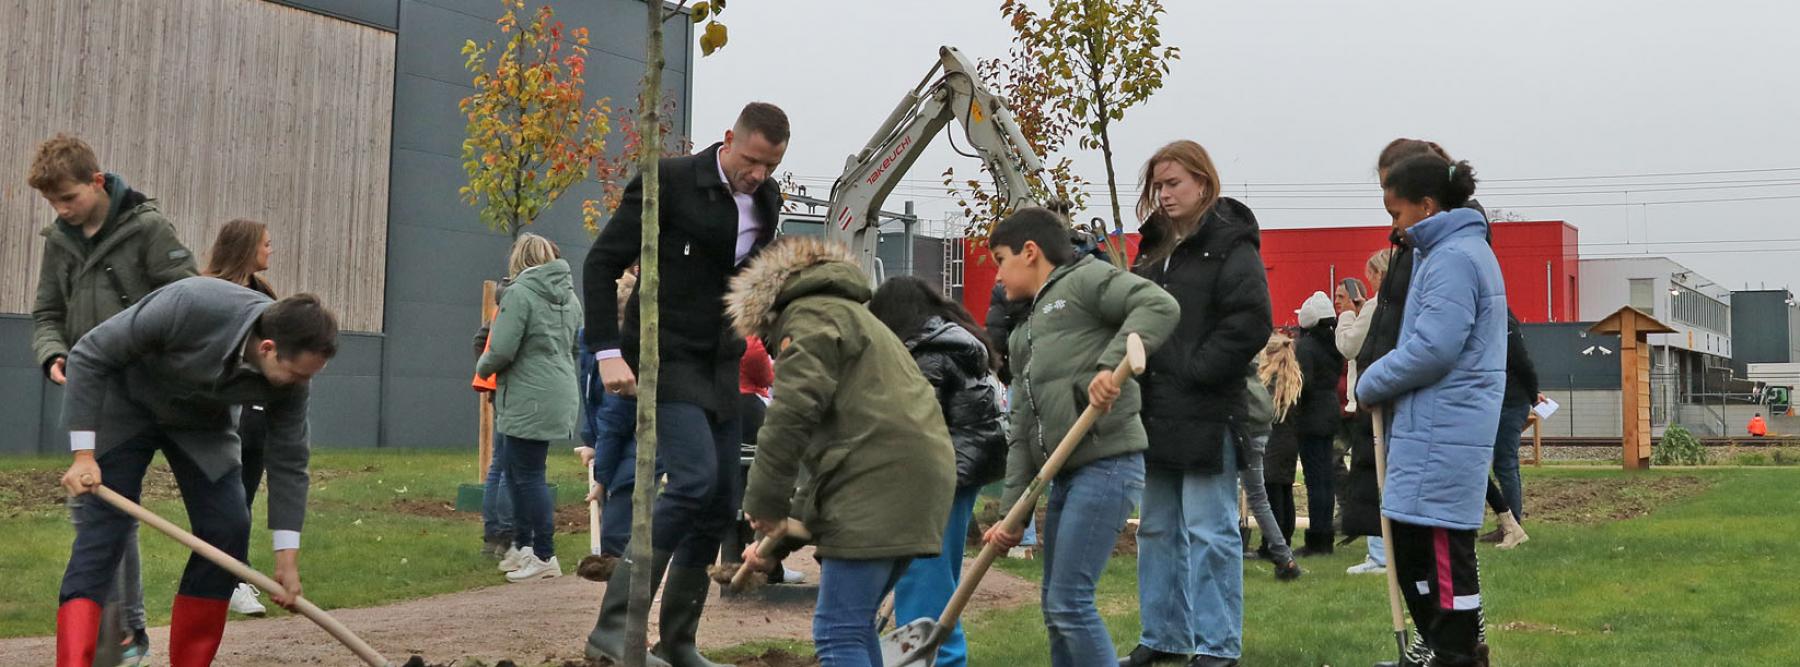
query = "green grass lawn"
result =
(966, 466, 1800, 667)
(3, 452, 1797, 666)
(0, 447, 594, 638)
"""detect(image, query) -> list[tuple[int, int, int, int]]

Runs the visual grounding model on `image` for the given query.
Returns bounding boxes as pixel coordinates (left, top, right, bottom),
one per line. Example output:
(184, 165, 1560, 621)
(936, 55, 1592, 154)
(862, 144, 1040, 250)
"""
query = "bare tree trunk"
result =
(623, 3, 667, 666)
(1098, 120, 1122, 233)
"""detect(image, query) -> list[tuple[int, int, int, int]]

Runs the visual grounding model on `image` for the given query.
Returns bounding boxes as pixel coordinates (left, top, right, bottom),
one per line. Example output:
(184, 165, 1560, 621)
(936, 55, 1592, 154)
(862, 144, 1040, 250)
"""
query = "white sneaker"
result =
(777, 566, 806, 584)
(505, 554, 562, 582)
(498, 546, 530, 573)
(1346, 558, 1387, 575)
(229, 582, 267, 616)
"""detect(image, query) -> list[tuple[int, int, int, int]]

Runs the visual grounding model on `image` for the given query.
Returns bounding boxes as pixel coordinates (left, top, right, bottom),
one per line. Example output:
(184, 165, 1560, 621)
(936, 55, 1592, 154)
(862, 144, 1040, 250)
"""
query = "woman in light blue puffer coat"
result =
(1356, 153, 1505, 667)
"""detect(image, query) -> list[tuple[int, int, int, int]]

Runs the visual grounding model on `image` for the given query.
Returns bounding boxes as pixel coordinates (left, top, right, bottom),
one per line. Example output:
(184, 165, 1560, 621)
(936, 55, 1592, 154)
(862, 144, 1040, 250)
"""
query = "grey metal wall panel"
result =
(307, 333, 385, 446)
(1520, 323, 1623, 390)
(1730, 291, 1793, 374)
(266, 0, 400, 31)
(0, 369, 44, 455)
(379, 0, 692, 447)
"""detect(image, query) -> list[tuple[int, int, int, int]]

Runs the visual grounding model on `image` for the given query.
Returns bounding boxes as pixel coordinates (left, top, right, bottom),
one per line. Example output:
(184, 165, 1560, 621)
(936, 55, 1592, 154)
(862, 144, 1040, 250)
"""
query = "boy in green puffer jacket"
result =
(978, 207, 1179, 667)
(726, 236, 955, 666)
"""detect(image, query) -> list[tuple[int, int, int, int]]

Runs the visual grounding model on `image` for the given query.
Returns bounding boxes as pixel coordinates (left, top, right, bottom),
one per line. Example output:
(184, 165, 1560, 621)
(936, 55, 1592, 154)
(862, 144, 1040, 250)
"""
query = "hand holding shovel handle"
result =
(84, 478, 392, 667)
(729, 518, 812, 591)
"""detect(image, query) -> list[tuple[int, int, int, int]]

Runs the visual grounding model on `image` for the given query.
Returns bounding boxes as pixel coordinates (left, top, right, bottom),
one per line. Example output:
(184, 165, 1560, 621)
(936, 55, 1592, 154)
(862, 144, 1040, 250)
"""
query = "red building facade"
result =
(961, 220, 1579, 327)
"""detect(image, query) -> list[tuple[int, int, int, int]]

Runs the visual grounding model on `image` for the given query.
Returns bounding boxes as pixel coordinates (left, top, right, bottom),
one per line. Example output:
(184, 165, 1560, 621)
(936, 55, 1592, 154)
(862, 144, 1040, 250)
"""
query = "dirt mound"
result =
(1527, 474, 1712, 524)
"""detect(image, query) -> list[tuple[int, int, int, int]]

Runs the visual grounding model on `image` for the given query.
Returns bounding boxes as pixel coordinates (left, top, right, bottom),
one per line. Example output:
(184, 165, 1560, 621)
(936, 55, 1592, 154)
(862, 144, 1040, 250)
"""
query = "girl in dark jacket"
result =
(1293, 291, 1345, 556)
(869, 276, 1007, 667)
(204, 218, 279, 618)
(1123, 140, 1272, 667)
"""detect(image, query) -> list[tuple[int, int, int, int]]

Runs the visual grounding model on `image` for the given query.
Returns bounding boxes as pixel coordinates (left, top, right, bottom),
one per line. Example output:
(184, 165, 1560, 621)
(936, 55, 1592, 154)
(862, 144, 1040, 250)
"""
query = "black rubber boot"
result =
(653, 566, 734, 667)
(584, 551, 673, 667)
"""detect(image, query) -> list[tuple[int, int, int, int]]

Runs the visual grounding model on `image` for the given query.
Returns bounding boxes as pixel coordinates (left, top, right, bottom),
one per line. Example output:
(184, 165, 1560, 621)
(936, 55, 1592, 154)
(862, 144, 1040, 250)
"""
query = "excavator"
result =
(822, 46, 1047, 283)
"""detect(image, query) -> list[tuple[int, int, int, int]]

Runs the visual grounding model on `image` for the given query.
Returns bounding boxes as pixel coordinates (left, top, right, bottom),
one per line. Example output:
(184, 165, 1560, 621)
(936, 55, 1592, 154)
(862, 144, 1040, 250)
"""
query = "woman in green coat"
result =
(477, 233, 584, 583)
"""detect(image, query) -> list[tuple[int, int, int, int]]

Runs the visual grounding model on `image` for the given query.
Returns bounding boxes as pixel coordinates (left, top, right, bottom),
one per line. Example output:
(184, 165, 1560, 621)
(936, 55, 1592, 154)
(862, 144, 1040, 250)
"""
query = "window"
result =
(1630, 279, 1656, 316)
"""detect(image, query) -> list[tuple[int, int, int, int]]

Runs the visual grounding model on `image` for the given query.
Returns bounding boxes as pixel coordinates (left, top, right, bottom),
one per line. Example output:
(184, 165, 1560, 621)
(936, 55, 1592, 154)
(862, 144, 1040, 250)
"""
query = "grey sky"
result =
(690, 0, 1800, 293)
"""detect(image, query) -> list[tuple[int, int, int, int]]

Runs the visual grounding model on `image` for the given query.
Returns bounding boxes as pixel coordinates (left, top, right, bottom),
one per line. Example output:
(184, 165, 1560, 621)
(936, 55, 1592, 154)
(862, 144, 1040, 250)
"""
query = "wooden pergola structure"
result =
(1589, 307, 1677, 470)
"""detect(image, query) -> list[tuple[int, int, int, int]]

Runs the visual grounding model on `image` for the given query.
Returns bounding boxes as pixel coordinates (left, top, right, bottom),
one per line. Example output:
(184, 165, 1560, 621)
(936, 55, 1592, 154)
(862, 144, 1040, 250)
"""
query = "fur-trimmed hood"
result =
(726, 236, 871, 339)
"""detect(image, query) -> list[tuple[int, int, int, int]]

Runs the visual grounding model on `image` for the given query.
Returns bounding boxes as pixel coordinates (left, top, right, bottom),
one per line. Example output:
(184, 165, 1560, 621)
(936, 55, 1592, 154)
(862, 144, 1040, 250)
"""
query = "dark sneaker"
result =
(1120, 644, 1189, 667)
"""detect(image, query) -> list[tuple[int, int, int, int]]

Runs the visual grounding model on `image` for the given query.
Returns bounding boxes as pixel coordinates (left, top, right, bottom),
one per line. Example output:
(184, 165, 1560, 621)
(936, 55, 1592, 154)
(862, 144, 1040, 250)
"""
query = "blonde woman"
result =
(1125, 140, 1272, 667)
(1238, 334, 1304, 581)
(478, 233, 584, 582)
(1339, 247, 1395, 575)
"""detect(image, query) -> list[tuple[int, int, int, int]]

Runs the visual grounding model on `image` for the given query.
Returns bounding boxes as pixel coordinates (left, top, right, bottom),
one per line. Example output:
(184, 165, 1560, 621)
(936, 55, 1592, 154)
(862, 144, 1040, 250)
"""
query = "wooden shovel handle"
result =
(588, 467, 602, 554)
(933, 333, 1147, 633)
(86, 482, 391, 667)
(1370, 409, 1407, 637)
(731, 518, 810, 589)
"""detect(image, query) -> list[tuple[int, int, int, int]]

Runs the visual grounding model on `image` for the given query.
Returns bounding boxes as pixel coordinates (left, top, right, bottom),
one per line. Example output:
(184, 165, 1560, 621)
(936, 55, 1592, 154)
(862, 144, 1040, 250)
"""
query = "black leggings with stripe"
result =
(1389, 520, 1486, 665)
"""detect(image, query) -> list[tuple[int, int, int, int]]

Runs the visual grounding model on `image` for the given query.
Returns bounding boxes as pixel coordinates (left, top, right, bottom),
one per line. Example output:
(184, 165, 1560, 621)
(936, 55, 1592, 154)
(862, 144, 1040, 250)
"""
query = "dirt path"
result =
(0, 548, 1038, 666)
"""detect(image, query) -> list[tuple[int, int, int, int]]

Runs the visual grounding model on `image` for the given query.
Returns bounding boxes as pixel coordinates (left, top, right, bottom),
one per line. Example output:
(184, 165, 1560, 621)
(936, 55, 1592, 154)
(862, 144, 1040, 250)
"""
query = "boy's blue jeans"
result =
(1042, 452, 1144, 667)
(814, 557, 911, 667)
(1137, 433, 1243, 660)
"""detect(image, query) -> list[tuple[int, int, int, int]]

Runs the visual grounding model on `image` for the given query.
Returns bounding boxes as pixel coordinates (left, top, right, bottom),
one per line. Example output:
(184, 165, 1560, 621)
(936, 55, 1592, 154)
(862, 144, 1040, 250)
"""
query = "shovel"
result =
(711, 518, 812, 592)
(1371, 408, 1411, 663)
(881, 333, 1147, 666)
(85, 478, 394, 667)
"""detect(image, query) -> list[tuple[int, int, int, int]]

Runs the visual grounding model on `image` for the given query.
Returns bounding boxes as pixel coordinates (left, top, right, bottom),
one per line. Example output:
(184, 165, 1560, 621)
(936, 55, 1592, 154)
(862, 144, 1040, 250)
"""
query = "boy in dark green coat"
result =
(979, 207, 1179, 667)
(30, 134, 197, 662)
(726, 236, 955, 666)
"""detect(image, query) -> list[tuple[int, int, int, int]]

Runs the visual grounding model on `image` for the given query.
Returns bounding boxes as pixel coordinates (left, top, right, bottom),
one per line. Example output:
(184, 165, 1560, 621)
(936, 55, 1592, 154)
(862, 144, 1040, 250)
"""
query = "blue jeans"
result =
(814, 557, 910, 667)
(1492, 402, 1530, 521)
(1367, 535, 1387, 566)
(593, 394, 639, 556)
(892, 485, 980, 667)
(652, 401, 740, 568)
(502, 435, 554, 558)
(1138, 434, 1243, 659)
(481, 411, 514, 544)
(1044, 452, 1145, 667)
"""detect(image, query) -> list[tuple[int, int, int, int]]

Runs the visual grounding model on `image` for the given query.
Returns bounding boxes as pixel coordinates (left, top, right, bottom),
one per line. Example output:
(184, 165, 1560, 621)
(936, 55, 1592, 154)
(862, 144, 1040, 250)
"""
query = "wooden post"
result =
(1590, 307, 1673, 471)
(477, 279, 498, 482)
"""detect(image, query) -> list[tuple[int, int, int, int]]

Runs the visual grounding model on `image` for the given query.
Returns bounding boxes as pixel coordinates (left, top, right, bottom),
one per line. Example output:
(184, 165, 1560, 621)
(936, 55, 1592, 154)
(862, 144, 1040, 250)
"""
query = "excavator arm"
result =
(826, 46, 1046, 283)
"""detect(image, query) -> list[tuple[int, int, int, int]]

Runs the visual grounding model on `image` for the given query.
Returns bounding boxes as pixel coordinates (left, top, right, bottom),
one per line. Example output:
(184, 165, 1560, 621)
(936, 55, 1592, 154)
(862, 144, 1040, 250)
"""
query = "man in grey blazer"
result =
(53, 277, 337, 667)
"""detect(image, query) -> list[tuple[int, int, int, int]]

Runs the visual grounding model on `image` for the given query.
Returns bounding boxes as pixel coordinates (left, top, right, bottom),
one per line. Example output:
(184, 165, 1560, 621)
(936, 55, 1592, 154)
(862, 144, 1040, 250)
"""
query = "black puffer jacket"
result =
(1134, 197, 1274, 473)
(1503, 312, 1540, 409)
(986, 282, 1030, 385)
(1294, 321, 1345, 438)
(908, 316, 1007, 488)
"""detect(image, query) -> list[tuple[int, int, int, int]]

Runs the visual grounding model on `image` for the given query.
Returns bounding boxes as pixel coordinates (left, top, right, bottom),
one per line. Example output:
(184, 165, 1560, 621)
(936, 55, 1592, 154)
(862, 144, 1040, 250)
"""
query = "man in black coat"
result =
(582, 102, 788, 667)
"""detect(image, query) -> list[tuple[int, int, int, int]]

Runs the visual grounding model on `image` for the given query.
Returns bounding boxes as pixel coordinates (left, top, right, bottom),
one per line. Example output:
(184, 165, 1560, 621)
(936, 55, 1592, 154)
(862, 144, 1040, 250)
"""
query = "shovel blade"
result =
(879, 617, 938, 666)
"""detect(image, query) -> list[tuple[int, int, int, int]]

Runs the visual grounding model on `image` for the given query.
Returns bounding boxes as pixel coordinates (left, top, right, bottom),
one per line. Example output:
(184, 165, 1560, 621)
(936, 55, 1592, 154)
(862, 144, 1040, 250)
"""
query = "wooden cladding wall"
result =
(0, 0, 395, 331)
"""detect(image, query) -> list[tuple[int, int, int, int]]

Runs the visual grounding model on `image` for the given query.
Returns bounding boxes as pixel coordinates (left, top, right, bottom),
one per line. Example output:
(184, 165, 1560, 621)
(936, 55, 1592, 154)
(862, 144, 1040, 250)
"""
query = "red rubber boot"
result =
(169, 595, 230, 666)
(55, 598, 101, 667)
